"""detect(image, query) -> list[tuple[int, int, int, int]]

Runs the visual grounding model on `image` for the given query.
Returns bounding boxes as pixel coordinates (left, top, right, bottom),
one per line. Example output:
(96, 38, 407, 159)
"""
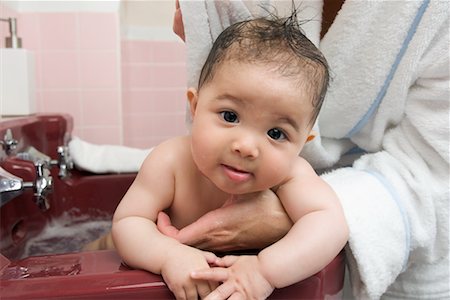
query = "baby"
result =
(112, 12, 348, 300)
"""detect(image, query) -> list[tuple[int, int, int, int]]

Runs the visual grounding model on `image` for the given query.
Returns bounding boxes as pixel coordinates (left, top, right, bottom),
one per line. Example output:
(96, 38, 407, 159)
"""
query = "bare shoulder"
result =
(114, 136, 191, 221)
(276, 156, 339, 220)
(286, 156, 335, 192)
(151, 135, 190, 156)
(288, 156, 319, 180)
(275, 156, 322, 198)
(142, 136, 191, 168)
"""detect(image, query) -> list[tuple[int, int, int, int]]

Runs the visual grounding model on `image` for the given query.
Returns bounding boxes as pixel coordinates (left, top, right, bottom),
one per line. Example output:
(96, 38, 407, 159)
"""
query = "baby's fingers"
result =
(203, 281, 237, 300)
(191, 267, 229, 283)
(185, 285, 198, 300)
(196, 281, 214, 299)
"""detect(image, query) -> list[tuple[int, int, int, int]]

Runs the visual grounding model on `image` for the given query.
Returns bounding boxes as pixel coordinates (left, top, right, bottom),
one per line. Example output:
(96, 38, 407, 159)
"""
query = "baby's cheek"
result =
(263, 157, 290, 186)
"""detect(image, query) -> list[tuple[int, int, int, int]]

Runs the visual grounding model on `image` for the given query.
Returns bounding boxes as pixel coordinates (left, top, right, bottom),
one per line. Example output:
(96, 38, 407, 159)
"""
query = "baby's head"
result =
(197, 13, 329, 125)
(188, 13, 330, 194)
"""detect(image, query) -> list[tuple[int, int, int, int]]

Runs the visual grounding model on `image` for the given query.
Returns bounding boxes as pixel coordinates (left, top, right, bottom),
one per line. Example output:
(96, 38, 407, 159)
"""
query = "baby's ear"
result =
(187, 88, 199, 117)
(306, 130, 317, 142)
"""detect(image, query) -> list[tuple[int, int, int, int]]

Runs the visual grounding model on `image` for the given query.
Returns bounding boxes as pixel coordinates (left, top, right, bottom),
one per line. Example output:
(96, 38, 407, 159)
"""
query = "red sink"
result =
(0, 114, 345, 299)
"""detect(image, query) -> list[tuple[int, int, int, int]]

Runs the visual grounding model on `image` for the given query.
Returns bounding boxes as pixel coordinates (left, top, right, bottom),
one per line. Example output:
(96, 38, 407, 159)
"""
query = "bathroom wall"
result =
(121, 40, 187, 148)
(121, 1, 187, 148)
(0, 1, 187, 148)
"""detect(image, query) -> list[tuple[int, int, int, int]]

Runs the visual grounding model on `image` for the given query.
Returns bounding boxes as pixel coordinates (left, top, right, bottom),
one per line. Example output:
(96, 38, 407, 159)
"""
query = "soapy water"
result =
(21, 210, 112, 259)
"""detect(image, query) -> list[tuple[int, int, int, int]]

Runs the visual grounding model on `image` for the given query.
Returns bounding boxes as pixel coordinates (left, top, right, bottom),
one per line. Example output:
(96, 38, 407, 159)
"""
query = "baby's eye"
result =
(220, 111, 239, 123)
(267, 128, 287, 141)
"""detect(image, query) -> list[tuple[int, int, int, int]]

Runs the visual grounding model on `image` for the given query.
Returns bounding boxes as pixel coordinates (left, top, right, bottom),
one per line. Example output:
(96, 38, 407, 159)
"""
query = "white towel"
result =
(68, 137, 151, 174)
(179, 0, 323, 89)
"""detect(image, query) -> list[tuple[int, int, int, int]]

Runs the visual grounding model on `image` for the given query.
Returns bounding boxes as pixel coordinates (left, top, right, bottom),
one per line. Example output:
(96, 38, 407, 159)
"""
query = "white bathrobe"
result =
(178, 0, 450, 299)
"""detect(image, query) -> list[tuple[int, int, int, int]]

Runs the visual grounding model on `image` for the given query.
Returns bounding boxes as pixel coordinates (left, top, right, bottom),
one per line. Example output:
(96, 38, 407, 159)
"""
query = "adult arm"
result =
(157, 189, 292, 252)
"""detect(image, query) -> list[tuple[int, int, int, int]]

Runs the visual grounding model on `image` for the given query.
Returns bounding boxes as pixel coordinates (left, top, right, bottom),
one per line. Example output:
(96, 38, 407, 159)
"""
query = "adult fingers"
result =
(202, 251, 219, 265)
(173, 216, 215, 247)
(172, 0, 185, 41)
(214, 255, 238, 267)
(156, 211, 180, 238)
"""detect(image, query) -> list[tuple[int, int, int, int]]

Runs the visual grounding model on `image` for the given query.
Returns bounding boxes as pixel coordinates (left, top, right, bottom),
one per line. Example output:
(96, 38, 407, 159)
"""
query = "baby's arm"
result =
(112, 138, 217, 299)
(193, 158, 348, 299)
(258, 159, 349, 287)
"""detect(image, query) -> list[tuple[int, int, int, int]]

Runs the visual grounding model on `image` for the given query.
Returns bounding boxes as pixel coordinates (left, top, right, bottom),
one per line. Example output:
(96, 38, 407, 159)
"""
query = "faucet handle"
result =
(0, 129, 18, 155)
(3, 157, 53, 211)
(34, 160, 52, 190)
(55, 145, 73, 178)
(30, 160, 52, 211)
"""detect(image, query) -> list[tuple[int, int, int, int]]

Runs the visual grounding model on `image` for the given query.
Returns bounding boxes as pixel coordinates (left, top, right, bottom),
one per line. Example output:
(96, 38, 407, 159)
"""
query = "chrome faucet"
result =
(13, 147, 53, 210)
(17, 145, 73, 179)
(2, 128, 73, 178)
(0, 163, 52, 211)
(1, 145, 54, 211)
(0, 167, 34, 207)
(54, 146, 73, 178)
(0, 130, 73, 210)
(33, 161, 52, 210)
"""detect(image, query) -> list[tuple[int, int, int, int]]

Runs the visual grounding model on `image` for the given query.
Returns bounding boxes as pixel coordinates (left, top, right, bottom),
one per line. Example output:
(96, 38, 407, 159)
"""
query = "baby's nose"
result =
(231, 137, 259, 159)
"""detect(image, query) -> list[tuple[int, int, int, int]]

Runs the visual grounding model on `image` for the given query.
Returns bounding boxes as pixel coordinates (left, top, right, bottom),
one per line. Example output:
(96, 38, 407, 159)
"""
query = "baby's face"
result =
(189, 61, 314, 194)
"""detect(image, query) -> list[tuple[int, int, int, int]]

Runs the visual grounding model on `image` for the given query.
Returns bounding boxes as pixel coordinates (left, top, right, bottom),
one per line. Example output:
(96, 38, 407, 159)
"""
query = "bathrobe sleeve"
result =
(321, 13, 449, 299)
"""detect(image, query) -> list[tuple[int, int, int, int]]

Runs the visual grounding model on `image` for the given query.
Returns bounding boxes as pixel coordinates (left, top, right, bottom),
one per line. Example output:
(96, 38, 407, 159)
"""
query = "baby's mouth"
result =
(221, 164, 252, 183)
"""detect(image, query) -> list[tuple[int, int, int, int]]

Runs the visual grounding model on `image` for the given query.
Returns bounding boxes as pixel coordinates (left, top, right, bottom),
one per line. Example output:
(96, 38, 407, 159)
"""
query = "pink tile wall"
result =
(35, 12, 121, 145)
(1, 5, 122, 144)
(121, 40, 187, 148)
(1, 4, 188, 148)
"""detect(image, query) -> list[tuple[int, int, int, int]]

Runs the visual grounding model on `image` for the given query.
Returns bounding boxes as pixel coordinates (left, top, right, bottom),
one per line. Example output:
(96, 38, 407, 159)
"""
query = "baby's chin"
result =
(212, 180, 275, 196)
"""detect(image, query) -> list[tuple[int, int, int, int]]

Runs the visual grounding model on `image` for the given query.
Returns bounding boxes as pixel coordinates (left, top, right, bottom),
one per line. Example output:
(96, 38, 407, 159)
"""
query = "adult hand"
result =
(173, 0, 185, 41)
(157, 190, 292, 252)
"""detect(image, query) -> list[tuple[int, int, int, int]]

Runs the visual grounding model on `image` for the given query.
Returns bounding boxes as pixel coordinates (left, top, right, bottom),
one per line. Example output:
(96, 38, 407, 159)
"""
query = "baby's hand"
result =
(161, 244, 219, 299)
(191, 255, 274, 300)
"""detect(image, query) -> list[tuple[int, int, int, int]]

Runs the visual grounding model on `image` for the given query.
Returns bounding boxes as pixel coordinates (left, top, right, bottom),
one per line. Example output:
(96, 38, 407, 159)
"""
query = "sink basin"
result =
(0, 114, 345, 299)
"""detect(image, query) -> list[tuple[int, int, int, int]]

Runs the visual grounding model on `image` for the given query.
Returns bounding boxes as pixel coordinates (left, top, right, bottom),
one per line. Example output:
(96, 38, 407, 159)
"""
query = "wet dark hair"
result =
(197, 9, 329, 125)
